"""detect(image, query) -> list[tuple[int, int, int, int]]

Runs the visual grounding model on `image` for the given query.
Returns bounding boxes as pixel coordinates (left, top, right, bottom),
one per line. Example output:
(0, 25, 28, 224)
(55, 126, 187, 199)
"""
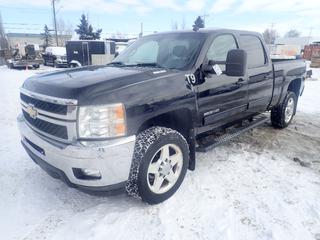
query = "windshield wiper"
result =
(109, 62, 168, 70)
(127, 63, 166, 69)
(108, 61, 125, 66)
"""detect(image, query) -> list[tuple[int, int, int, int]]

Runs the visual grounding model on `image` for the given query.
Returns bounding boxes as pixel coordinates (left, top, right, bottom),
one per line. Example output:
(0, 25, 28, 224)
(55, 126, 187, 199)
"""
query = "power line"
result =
(0, 6, 50, 12)
(4, 22, 51, 26)
(5, 27, 44, 30)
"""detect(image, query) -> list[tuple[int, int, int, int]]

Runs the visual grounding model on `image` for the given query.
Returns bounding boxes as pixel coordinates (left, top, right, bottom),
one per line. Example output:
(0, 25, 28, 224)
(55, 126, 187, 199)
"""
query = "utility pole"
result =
(139, 22, 143, 38)
(51, 0, 58, 46)
(270, 22, 276, 44)
(308, 27, 314, 44)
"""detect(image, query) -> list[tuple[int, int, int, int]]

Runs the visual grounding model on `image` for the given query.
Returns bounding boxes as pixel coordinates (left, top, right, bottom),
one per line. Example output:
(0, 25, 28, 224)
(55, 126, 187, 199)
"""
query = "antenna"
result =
(308, 27, 314, 44)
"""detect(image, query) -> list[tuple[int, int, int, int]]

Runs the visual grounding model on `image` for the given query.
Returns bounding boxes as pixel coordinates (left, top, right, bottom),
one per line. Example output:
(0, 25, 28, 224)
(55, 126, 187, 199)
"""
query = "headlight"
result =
(78, 103, 126, 139)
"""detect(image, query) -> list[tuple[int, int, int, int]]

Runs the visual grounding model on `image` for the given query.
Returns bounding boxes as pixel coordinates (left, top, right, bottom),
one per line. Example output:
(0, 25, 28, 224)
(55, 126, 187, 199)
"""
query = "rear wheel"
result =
(126, 127, 189, 204)
(271, 91, 297, 128)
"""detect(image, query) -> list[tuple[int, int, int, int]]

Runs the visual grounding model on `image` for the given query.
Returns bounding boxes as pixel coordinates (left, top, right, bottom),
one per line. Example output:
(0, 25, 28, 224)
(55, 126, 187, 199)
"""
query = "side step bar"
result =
(196, 116, 268, 153)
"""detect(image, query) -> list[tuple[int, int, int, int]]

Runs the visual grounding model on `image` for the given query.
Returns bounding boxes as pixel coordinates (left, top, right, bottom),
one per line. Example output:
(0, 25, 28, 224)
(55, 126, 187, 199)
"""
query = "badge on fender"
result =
(185, 73, 196, 85)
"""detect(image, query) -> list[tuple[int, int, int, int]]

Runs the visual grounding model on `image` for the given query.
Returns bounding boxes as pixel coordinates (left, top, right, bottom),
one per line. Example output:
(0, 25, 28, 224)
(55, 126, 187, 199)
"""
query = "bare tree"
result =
(65, 22, 74, 36)
(57, 18, 65, 36)
(172, 21, 178, 30)
(57, 18, 65, 46)
(0, 12, 9, 50)
(181, 17, 186, 30)
(262, 28, 279, 44)
(56, 18, 73, 45)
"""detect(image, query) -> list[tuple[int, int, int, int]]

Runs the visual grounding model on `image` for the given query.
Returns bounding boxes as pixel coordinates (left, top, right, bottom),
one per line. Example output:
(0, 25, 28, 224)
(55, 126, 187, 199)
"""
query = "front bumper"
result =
(55, 60, 68, 68)
(17, 114, 135, 191)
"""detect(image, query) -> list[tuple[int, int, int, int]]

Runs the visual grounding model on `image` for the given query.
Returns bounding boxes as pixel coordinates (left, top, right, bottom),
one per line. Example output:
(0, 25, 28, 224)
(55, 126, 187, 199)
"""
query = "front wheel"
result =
(126, 127, 189, 204)
(271, 91, 297, 128)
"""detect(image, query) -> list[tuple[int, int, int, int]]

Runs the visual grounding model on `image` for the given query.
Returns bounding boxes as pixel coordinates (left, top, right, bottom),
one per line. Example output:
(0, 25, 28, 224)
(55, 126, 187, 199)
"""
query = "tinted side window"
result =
(207, 35, 237, 62)
(240, 35, 266, 68)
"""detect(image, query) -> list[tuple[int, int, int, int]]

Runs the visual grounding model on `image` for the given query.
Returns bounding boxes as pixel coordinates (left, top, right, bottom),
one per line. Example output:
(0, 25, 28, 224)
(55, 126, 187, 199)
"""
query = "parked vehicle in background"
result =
(269, 44, 302, 60)
(42, 47, 68, 68)
(303, 42, 320, 60)
(66, 40, 116, 67)
(18, 29, 306, 204)
(7, 44, 42, 69)
(115, 42, 128, 57)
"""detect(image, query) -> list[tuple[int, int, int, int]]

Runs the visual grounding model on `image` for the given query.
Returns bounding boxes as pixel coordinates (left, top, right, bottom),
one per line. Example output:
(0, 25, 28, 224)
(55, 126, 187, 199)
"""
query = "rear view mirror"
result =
(225, 49, 247, 77)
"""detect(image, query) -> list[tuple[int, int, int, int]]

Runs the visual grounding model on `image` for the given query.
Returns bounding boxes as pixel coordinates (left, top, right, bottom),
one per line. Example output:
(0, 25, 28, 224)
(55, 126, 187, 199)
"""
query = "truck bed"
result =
(271, 59, 306, 106)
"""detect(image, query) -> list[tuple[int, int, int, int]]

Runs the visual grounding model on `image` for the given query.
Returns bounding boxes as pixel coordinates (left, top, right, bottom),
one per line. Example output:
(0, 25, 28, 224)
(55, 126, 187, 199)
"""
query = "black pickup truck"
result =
(18, 29, 306, 204)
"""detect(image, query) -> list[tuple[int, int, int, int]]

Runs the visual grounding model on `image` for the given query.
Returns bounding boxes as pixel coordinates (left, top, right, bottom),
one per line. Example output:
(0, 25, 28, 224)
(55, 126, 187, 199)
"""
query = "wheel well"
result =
(288, 78, 301, 98)
(138, 109, 193, 139)
(137, 109, 196, 170)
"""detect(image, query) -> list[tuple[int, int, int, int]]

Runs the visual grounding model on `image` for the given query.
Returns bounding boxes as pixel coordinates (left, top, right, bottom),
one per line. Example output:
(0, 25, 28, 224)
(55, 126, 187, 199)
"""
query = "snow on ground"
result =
(0, 65, 320, 240)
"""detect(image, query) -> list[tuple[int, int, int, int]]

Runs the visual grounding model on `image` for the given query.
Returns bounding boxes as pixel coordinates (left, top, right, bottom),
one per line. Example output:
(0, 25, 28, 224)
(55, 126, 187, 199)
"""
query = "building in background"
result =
(6, 33, 72, 49)
(275, 37, 316, 50)
(270, 36, 320, 60)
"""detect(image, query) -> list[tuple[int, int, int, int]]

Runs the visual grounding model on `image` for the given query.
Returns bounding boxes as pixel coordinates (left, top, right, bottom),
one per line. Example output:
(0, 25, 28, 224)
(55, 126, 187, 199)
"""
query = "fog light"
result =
(73, 168, 101, 180)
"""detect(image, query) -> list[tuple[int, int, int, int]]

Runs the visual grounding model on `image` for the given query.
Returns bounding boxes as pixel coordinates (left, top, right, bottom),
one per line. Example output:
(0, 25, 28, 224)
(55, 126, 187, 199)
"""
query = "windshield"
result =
(116, 44, 128, 53)
(112, 33, 205, 70)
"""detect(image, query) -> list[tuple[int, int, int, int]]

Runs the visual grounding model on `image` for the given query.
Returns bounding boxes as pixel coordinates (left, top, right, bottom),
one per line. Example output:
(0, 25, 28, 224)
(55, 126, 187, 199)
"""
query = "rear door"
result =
(196, 34, 248, 128)
(239, 34, 273, 113)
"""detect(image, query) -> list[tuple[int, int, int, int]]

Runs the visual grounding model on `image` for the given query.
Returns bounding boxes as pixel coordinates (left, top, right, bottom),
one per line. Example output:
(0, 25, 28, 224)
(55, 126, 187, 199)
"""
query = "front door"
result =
(196, 34, 248, 129)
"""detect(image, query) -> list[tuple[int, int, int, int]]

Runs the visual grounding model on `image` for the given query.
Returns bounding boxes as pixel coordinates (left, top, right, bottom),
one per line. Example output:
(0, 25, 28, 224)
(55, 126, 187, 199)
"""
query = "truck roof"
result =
(148, 28, 262, 37)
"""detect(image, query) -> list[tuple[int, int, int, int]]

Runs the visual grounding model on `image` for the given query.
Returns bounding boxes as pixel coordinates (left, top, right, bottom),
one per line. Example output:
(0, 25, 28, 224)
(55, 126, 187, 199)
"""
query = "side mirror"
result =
(203, 60, 215, 74)
(225, 49, 247, 77)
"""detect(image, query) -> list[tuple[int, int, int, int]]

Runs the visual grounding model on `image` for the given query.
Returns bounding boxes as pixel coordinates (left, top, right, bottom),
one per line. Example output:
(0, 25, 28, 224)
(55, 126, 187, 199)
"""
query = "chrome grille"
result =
(22, 109, 68, 139)
(20, 88, 78, 142)
(20, 92, 68, 115)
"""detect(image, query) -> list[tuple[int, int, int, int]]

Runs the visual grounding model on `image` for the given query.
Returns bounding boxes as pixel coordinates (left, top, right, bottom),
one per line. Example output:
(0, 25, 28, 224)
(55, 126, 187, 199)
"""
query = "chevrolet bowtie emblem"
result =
(26, 104, 38, 119)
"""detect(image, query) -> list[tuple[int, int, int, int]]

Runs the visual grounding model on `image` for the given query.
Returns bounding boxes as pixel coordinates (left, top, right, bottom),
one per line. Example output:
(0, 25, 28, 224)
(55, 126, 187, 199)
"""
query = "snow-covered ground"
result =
(0, 65, 320, 240)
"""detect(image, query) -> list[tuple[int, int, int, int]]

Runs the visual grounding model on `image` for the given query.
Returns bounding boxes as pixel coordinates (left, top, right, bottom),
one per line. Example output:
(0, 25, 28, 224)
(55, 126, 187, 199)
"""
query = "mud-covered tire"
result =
(126, 127, 189, 204)
(271, 91, 297, 128)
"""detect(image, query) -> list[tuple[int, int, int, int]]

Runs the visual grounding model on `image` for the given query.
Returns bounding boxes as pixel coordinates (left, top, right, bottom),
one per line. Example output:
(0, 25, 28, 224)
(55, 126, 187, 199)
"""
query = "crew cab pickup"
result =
(18, 29, 306, 204)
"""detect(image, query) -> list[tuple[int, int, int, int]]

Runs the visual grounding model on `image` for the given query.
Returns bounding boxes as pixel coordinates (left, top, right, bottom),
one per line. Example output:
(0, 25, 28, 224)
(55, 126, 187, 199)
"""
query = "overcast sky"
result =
(1, 0, 319, 38)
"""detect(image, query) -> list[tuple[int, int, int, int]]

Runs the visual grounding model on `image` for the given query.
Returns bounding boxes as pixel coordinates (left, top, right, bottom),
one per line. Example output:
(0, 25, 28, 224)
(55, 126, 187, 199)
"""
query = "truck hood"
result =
(22, 65, 172, 101)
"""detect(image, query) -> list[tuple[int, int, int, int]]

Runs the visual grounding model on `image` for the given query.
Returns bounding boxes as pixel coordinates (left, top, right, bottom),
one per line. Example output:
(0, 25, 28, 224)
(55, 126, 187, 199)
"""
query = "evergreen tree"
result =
(285, 29, 301, 38)
(193, 16, 204, 31)
(41, 24, 52, 49)
(75, 14, 102, 40)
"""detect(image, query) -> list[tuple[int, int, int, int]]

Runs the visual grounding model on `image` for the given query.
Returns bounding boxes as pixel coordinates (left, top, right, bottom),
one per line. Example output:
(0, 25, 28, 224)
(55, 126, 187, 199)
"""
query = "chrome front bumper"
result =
(17, 114, 135, 191)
